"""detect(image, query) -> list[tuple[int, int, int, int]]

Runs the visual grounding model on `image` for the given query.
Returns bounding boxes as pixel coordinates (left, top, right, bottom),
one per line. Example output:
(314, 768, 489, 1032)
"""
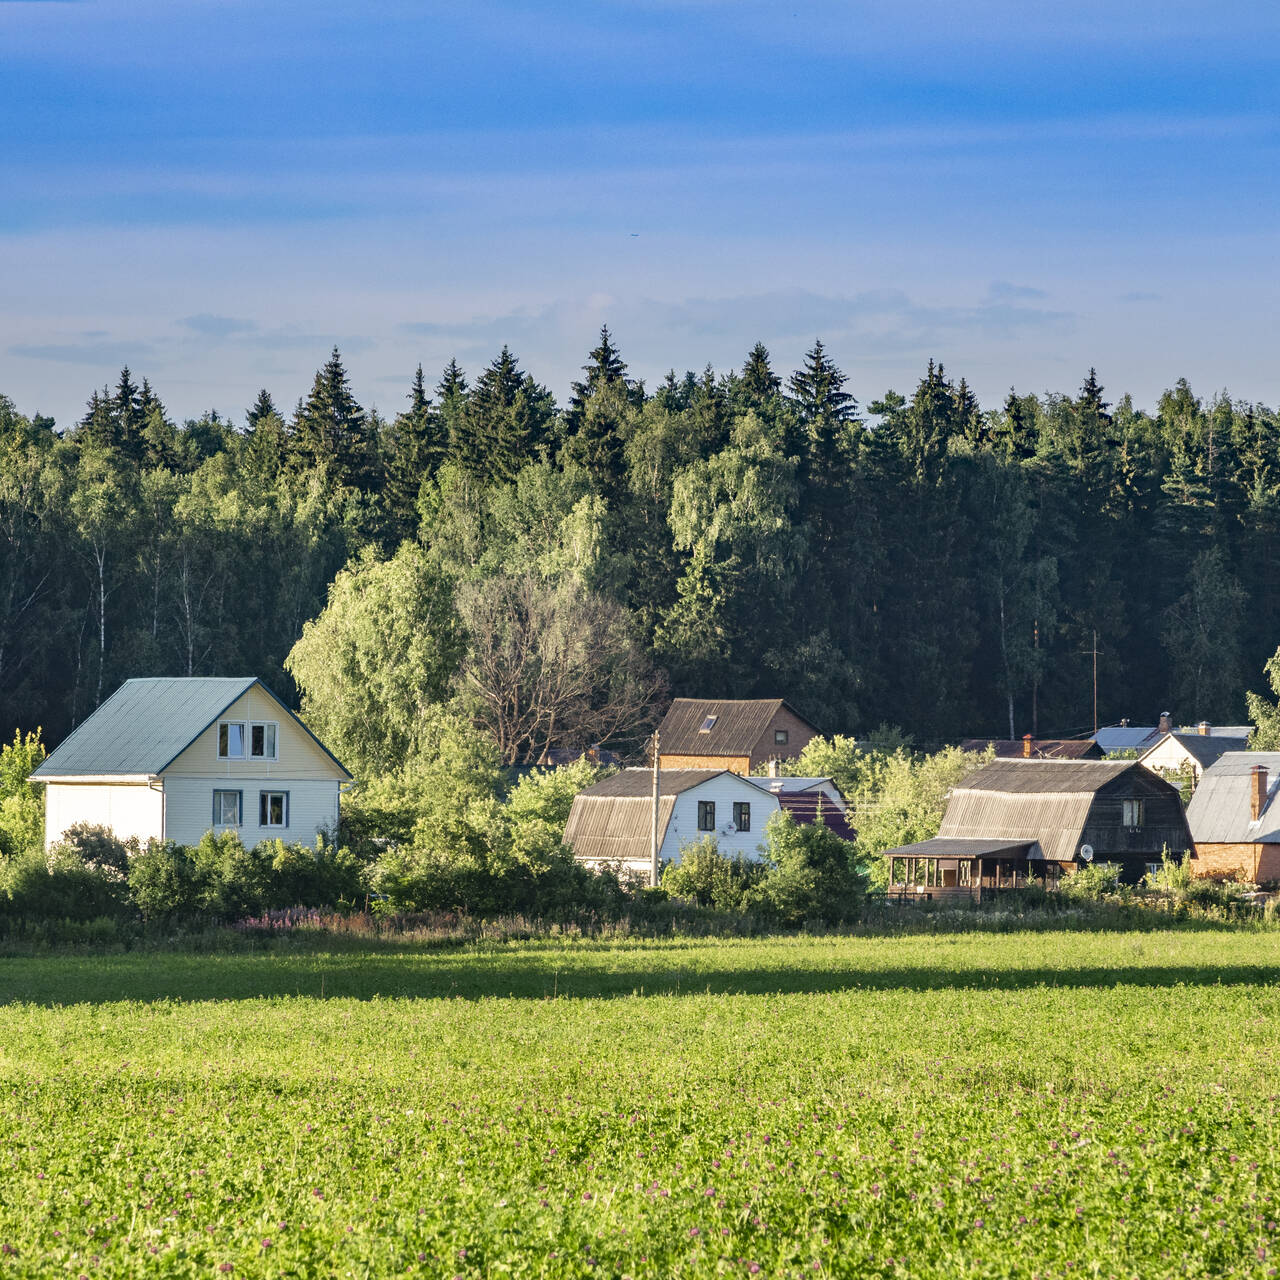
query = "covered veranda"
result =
(883, 837, 1059, 903)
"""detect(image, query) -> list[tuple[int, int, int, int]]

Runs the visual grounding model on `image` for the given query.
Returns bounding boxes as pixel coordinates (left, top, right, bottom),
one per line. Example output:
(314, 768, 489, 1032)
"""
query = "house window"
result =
(699, 715, 718, 733)
(213, 789, 242, 826)
(733, 802, 751, 832)
(1122, 798, 1145, 828)
(697, 800, 716, 831)
(218, 721, 246, 759)
(259, 791, 289, 828)
(774, 729, 789, 745)
(250, 722, 278, 759)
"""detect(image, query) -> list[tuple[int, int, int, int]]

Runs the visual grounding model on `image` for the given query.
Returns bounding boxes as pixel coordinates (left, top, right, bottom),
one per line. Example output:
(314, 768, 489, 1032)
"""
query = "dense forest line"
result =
(1, 330, 1274, 761)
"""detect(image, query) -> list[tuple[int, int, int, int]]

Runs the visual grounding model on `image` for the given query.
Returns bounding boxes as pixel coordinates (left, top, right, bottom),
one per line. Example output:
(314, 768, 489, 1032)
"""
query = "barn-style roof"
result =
(31, 677, 350, 780)
(656, 698, 816, 757)
(938, 759, 1165, 863)
(1185, 752, 1280, 844)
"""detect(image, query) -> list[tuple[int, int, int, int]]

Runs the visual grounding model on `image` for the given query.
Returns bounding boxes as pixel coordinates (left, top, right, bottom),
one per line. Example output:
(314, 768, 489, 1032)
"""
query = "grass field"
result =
(1, 928, 1279, 1278)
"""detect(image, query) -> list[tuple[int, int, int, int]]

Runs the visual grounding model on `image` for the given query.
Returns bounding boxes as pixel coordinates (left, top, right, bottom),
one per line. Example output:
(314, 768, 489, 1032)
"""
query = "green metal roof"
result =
(31, 677, 349, 780)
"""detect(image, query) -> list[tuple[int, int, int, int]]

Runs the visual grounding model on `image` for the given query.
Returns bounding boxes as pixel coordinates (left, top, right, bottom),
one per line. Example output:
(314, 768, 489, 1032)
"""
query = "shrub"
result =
(753, 811, 869, 925)
(1060, 861, 1122, 901)
(127, 841, 202, 919)
(259, 838, 366, 909)
(663, 837, 765, 911)
(0, 729, 46, 859)
(58, 822, 132, 876)
(1, 844, 131, 922)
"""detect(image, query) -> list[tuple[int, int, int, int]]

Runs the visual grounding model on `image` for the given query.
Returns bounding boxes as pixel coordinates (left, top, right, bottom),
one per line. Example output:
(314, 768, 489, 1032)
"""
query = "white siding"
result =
(161, 776, 342, 847)
(45, 782, 164, 848)
(1142, 740, 1204, 780)
(661, 775, 779, 864)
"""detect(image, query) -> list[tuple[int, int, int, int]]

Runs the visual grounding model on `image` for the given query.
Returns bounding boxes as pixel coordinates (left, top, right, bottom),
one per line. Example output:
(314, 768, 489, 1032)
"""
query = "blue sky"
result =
(2, 0, 1278, 426)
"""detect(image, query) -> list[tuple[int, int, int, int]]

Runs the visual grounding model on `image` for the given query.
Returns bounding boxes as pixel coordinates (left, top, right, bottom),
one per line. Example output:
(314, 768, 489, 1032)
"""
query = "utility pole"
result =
(1092, 629, 1099, 736)
(1032, 618, 1039, 737)
(649, 732, 661, 888)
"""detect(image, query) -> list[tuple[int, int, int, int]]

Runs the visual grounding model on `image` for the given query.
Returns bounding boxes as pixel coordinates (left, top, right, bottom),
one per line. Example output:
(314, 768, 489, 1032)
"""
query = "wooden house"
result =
(1138, 731, 1248, 784)
(959, 736, 1103, 760)
(31, 677, 351, 849)
(882, 759, 1193, 900)
(1185, 752, 1280, 883)
(655, 698, 819, 773)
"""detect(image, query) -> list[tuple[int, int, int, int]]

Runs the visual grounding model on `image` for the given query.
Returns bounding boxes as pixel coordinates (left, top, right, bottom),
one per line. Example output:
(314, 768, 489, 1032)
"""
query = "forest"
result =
(1, 330, 1273, 763)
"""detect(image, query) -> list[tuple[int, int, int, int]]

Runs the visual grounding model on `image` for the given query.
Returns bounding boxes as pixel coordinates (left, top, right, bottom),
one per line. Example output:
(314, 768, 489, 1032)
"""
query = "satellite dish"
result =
(721, 822, 737, 836)
(1079, 843, 1095, 862)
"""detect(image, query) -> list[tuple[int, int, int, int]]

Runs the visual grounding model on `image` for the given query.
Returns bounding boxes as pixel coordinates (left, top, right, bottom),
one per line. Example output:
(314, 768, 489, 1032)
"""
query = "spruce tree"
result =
(436, 358, 469, 458)
(138, 379, 179, 470)
(456, 347, 555, 483)
(246, 389, 279, 430)
(383, 365, 445, 536)
(290, 347, 373, 489)
(75, 388, 117, 453)
(740, 341, 781, 405)
(113, 367, 145, 463)
(565, 325, 631, 428)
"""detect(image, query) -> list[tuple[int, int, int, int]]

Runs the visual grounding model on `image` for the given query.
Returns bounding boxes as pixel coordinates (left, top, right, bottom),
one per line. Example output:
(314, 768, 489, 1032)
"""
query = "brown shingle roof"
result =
(656, 698, 816, 757)
(959, 738, 1104, 760)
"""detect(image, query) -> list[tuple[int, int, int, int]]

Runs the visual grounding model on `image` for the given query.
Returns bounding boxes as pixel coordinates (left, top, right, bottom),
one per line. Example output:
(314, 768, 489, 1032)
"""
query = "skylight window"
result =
(699, 715, 718, 733)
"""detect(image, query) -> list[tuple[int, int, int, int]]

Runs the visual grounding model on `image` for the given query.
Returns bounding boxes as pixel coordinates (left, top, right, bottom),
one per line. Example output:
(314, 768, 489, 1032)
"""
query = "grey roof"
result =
(1140, 733, 1249, 770)
(750, 775, 843, 797)
(575, 768, 763, 799)
(1095, 723, 1253, 755)
(1186, 752, 1280, 844)
(883, 837, 1040, 859)
(32, 677, 351, 780)
(564, 794, 677, 864)
(938, 759, 1179, 862)
(656, 698, 816, 757)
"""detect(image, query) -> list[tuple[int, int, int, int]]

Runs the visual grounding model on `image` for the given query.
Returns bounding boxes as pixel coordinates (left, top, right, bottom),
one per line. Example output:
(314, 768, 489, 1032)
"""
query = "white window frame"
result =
(250, 721, 279, 760)
(259, 790, 289, 829)
(218, 721, 246, 759)
(212, 789, 243, 827)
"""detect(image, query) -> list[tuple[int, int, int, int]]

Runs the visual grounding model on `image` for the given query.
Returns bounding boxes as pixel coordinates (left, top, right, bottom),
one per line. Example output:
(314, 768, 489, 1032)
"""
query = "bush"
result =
(127, 841, 202, 919)
(753, 811, 869, 926)
(1060, 861, 1123, 901)
(58, 822, 132, 876)
(663, 838, 765, 912)
(0, 729, 46, 859)
(1, 845, 131, 922)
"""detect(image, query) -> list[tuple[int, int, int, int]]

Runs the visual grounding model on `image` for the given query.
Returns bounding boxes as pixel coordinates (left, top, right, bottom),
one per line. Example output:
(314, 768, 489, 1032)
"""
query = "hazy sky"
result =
(2, 0, 1278, 427)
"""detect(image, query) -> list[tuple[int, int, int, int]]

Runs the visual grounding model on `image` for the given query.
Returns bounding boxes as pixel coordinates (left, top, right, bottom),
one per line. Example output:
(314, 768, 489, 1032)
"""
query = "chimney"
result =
(1198, 721, 1211, 736)
(1120, 718, 1130, 728)
(1158, 711, 1173, 734)
(1252, 765, 1268, 822)
(1022, 734, 1033, 758)
(767, 757, 780, 779)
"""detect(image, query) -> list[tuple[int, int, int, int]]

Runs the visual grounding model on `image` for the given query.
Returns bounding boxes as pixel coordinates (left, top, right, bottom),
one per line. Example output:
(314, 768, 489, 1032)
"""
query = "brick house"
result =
(655, 698, 819, 774)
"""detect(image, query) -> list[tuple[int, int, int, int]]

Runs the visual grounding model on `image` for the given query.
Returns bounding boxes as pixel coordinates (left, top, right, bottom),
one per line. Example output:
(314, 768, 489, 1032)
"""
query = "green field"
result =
(1, 929, 1278, 1278)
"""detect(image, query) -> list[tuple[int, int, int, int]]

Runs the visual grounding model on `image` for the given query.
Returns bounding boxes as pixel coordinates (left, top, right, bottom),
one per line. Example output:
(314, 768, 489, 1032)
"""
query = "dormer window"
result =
(699, 715, 718, 733)
(218, 722, 245, 759)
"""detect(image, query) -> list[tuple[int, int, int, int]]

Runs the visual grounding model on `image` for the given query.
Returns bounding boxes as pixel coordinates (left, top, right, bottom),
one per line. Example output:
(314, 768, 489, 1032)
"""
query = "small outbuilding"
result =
(881, 758, 1194, 900)
(1185, 752, 1280, 883)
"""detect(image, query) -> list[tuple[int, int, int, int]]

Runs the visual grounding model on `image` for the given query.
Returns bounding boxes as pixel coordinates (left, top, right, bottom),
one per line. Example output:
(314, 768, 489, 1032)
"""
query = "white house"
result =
(32, 677, 352, 849)
(564, 769, 779, 878)
(1138, 731, 1249, 784)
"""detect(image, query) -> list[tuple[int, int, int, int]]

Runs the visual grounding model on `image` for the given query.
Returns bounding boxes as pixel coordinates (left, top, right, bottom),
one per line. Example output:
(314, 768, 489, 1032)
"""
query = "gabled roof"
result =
(656, 698, 816, 757)
(775, 793, 857, 842)
(1140, 732, 1248, 770)
(32, 677, 350, 781)
(883, 837, 1040, 859)
(576, 768, 771, 799)
(1186, 752, 1280, 844)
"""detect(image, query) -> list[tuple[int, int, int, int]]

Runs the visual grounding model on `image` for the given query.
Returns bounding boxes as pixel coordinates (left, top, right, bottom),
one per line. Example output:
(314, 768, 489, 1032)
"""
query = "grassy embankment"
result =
(1, 929, 1278, 1278)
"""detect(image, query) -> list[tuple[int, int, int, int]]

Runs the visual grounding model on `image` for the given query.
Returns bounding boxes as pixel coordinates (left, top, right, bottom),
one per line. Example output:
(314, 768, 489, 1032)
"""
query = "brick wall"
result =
(1194, 843, 1260, 880)
(749, 707, 819, 770)
(658, 754, 751, 773)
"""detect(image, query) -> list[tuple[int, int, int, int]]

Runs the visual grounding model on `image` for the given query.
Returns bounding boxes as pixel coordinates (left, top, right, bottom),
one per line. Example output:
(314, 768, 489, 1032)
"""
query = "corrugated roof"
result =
(563, 795, 677, 864)
(1186, 752, 1280, 844)
(575, 768, 755, 799)
(883, 837, 1039, 858)
(1140, 733, 1248, 770)
(32, 677, 351, 780)
(33, 677, 258, 777)
(1095, 723, 1253, 755)
(938, 759, 1167, 862)
(656, 698, 815, 757)
(954, 759, 1135, 794)
(959, 738, 1104, 760)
